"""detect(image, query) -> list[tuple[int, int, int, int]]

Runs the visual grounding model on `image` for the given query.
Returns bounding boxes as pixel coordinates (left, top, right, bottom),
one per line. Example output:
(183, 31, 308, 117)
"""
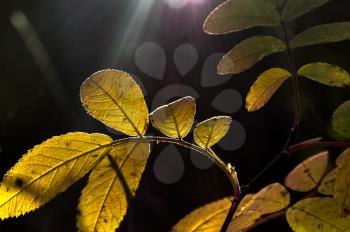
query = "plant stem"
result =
(287, 141, 350, 155)
(110, 135, 241, 217)
(243, 3, 302, 194)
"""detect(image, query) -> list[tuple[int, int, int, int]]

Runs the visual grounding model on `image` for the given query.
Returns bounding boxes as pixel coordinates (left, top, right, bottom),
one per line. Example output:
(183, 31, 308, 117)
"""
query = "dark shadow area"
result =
(1, 0, 350, 231)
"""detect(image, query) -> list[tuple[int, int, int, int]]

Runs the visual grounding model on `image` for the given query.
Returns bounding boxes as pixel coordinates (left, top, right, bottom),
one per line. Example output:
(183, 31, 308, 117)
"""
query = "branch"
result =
(287, 141, 350, 155)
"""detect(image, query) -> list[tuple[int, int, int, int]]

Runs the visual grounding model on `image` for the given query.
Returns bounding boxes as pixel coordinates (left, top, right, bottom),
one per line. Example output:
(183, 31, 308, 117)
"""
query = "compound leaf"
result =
(228, 183, 290, 232)
(80, 69, 149, 136)
(246, 68, 291, 112)
(318, 168, 337, 196)
(334, 148, 350, 216)
(218, 36, 286, 75)
(298, 63, 350, 87)
(291, 22, 350, 48)
(203, 0, 280, 35)
(0, 132, 112, 219)
(332, 101, 350, 139)
(77, 139, 150, 232)
(150, 96, 196, 139)
(171, 197, 232, 232)
(286, 197, 350, 232)
(282, 0, 331, 22)
(194, 116, 231, 149)
(285, 151, 329, 192)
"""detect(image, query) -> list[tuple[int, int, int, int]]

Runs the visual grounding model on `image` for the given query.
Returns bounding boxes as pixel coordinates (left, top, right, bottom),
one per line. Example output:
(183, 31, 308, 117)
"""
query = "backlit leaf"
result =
(246, 68, 291, 112)
(77, 139, 150, 232)
(0, 132, 112, 219)
(228, 183, 290, 232)
(217, 36, 286, 75)
(291, 22, 350, 48)
(150, 96, 196, 139)
(203, 0, 280, 35)
(80, 69, 149, 136)
(334, 148, 350, 216)
(194, 116, 231, 149)
(171, 197, 232, 232)
(285, 151, 329, 192)
(286, 197, 350, 232)
(298, 63, 350, 87)
(332, 101, 350, 139)
(281, 0, 331, 22)
(318, 169, 337, 196)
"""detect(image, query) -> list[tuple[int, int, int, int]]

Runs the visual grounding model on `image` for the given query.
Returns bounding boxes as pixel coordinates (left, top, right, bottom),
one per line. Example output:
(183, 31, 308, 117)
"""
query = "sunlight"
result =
(165, 0, 206, 9)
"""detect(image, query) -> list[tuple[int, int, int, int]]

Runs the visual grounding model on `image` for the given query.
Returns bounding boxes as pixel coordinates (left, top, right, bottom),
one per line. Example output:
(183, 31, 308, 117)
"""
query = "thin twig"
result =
(243, 1, 302, 194)
(287, 141, 350, 155)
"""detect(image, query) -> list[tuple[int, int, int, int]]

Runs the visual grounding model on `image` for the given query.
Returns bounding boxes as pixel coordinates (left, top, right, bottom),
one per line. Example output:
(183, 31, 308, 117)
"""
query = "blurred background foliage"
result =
(1, 0, 350, 231)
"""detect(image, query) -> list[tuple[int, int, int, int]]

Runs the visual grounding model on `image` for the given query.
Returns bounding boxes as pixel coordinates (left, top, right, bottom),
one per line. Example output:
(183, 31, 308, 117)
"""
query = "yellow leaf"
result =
(217, 36, 286, 75)
(203, 0, 280, 35)
(246, 68, 291, 112)
(333, 102, 350, 140)
(150, 96, 196, 138)
(334, 148, 350, 216)
(228, 183, 290, 232)
(286, 197, 350, 232)
(80, 69, 149, 136)
(171, 197, 232, 232)
(77, 139, 150, 232)
(285, 151, 329, 192)
(298, 63, 350, 87)
(318, 169, 337, 196)
(0, 132, 112, 219)
(194, 116, 231, 149)
(290, 22, 350, 48)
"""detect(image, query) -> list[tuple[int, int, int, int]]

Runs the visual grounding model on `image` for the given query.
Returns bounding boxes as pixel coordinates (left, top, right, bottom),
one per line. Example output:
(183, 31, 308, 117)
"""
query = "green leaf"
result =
(291, 22, 350, 48)
(77, 139, 150, 232)
(218, 36, 286, 75)
(171, 197, 232, 232)
(286, 197, 350, 232)
(281, 0, 331, 22)
(228, 183, 290, 232)
(318, 169, 337, 196)
(194, 116, 232, 149)
(298, 63, 350, 87)
(285, 151, 329, 192)
(334, 148, 350, 216)
(246, 68, 291, 112)
(203, 0, 280, 35)
(80, 69, 149, 136)
(0, 132, 112, 219)
(332, 101, 350, 139)
(150, 96, 196, 139)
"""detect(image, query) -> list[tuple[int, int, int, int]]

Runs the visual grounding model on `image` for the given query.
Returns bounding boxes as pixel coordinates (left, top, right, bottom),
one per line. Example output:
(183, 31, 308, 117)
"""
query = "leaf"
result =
(286, 197, 350, 232)
(0, 132, 112, 219)
(228, 183, 290, 232)
(291, 22, 350, 48)
(217, 36, 286, 75)
(298, 63, 350, 87)
(194, 116, 231, 149)
(171, 197, 232, 232)
(281, 0, 331, 22)
(150, 96, 196, 139)
(334, 148, 350, 216)
(332, 101, 350, 139)
(203, 0, 280, 35)
(285, 151, 329, 192)
(77, 139, 150, 232)
(246, 68, 291, 112)
(318, 169, 337, 196)
(80, 69, 149, 136)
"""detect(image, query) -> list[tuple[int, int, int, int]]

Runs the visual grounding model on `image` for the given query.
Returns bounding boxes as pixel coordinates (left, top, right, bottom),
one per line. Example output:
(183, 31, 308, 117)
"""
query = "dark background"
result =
(1, 0, 350, 231)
